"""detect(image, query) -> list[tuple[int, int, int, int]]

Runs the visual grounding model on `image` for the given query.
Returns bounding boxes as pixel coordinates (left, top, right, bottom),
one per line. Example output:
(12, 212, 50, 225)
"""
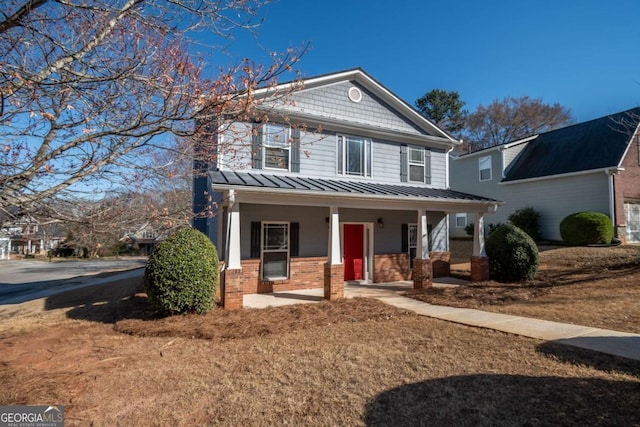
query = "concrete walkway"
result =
(244, 280, 640, 362)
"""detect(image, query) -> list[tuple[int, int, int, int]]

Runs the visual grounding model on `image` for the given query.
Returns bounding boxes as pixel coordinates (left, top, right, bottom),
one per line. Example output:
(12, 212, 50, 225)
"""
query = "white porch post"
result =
(416, 209, 430, 259)
(471, 211, 490, 282)
(413, 209, 432, 289)
(472, 212, 486, 257)
(223, 189, 243, 309)
(325, 206, 344, 300)
(327, 206, 341, 265)
(226, 190, 241, 270)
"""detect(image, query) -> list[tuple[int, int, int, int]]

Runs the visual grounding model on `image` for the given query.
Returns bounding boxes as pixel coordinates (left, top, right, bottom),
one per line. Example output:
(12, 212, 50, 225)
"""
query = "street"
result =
(0, 258, 147, 305)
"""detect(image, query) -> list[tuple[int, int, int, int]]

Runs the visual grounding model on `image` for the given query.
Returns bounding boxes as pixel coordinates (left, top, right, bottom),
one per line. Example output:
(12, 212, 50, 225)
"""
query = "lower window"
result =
(261, 222, 289, 280)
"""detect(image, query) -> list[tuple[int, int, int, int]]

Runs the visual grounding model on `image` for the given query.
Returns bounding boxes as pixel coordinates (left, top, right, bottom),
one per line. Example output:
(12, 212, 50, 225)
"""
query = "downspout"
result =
(605, 167, 624, 236)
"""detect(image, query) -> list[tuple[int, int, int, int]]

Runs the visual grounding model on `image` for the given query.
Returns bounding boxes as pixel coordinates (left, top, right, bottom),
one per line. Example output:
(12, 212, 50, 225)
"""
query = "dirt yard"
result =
(410, 240, 640, 333)
(0, 245, 638, 425)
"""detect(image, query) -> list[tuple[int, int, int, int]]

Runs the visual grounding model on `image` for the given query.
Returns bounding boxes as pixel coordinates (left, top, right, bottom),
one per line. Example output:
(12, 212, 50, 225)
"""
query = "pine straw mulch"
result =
(407, 244, 640, 333)
(113, 296, 415, 341)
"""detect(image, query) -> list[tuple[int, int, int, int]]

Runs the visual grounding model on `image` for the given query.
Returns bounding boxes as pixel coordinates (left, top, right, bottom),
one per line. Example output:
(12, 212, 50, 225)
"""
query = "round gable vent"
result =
(348, 86, 362, 103)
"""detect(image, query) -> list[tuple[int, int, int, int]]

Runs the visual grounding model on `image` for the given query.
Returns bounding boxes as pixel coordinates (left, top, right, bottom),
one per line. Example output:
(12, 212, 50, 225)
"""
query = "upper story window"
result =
(252, 123, 300, 172)
(401, 145, 431, 184)
(479, 155, 492, 181)
(337, 135, 372, 177)
(142, 229, 157, 239)
(262, 123, 290, 170)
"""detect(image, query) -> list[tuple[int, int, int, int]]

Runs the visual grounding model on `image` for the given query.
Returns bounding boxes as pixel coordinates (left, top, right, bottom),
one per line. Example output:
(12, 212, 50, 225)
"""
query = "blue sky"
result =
(217, 0, 640, 123)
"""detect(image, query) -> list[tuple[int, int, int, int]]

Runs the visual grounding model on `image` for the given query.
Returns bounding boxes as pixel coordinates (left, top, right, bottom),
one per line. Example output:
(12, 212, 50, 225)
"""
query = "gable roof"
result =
(503, 107, 640, 182)
(252, 68, 459, 145)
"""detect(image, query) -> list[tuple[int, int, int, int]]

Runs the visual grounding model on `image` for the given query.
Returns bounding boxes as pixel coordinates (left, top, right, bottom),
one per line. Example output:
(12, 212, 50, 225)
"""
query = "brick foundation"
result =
(223, 268, 243, 310)
(238, 257, 326, 294)
(470, 256, 490, 282)
(413, 258, 433, 289)
(374, 253, 410, 282)
(374, 252, 451, 282)
(324, 263, 344, 300)
(430, 252, 451, 277)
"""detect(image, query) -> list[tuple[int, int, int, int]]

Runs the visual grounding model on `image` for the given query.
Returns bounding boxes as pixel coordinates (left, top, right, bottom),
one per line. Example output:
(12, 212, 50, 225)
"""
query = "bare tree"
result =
(0, 0, 305, 210)
(464, 96, 573, 150)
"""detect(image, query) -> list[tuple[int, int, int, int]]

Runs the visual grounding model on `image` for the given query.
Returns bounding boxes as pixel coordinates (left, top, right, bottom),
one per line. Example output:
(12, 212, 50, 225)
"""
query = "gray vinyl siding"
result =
(502, 143, 529, 172)
(239, 204, 449, 258)
(449, 166, 611, 240)
(220, 125, 449, 188)
(263, 81, 426, 136)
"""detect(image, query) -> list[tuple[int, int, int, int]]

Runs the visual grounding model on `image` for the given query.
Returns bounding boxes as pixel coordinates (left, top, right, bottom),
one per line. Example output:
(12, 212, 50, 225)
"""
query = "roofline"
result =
(252, 68, 459, 144)
(500, 166, 622, 185)
(453, 135, 538, 159)
(617, 120, 640, 168)
(213, 182, 501, 208)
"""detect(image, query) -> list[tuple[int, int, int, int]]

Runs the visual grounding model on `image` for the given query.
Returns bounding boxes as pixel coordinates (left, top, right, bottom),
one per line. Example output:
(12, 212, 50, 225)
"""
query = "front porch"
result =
(243, 277, 468, 309)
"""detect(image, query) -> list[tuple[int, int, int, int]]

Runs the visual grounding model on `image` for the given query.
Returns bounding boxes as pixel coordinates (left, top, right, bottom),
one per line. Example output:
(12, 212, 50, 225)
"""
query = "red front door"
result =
(343, 224, 364, 281)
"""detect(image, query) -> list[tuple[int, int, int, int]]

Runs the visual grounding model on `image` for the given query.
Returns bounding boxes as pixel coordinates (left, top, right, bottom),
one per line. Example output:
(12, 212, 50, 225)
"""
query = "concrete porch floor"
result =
(243, 277, 468, 309)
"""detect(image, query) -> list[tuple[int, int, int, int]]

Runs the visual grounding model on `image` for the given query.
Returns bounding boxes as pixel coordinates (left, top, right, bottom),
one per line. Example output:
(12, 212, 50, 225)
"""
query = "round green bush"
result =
(559, 212, 613, 246)
(485, 223, 539, 282)
(143, 227, 218, 315)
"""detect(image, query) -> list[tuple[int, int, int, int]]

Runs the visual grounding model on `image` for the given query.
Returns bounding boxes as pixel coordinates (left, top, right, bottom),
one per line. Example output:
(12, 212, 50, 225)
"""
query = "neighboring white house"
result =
(193, 69, 500, 309)
(450, 107, 640, 243)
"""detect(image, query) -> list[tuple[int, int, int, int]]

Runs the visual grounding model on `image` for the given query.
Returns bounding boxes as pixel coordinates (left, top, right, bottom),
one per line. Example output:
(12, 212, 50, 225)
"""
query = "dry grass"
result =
(0, 245, 639, 425)
(413, 241, 640, 333)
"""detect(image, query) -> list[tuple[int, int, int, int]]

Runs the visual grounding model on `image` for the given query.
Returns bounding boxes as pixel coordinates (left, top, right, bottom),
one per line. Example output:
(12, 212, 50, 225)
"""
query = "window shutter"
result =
(425, 149, 431, 185)
(250, 221, 260, 258)
(251, 124, 262, 169)
(401, 223, 408, 253)
(291, 127, 301, 173)
(290, 222, 299, 256)
(366, 139, 372, 177)
(400, 145, 408, 182)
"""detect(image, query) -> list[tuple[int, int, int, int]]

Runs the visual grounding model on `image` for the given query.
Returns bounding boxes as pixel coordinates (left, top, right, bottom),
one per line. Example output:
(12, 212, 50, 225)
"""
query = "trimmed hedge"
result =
(485, 223, 539, 282)
(559, 212, 613, 245)
(143, 227, 218, 315)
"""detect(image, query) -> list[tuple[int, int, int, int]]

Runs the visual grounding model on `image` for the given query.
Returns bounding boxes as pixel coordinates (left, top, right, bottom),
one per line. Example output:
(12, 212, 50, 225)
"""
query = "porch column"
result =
(413, 209, 432, 289)
(471, 211, 490, 282)
(224, 190, 243, 309)
(324, 206, 344, 300)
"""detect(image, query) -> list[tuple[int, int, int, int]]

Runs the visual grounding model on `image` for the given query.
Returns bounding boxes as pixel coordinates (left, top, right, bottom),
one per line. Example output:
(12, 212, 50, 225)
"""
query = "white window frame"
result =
(479, 155, 492, 181)
(455, 213, 467, 228)
(408, 146, 426, 183)
(262, 123, 291, 171)
(337, 135, 372, 177)
(260, 221, 290, 280)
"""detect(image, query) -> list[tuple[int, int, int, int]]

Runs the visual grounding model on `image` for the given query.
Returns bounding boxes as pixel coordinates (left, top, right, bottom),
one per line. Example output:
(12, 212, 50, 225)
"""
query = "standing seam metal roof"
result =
(210, 171, 497, 202)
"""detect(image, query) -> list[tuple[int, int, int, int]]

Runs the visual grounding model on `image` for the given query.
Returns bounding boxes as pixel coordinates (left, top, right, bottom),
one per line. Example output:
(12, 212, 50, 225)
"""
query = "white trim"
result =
(408, 145, 426, 184)
(261, 123, 291, 171)
(500, 166, 621, 185)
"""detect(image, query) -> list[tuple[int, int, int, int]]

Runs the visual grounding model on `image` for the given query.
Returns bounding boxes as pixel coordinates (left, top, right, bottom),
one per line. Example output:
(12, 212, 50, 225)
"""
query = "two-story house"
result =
(194, 69, 500, 309)
(450, 107, 640, 243)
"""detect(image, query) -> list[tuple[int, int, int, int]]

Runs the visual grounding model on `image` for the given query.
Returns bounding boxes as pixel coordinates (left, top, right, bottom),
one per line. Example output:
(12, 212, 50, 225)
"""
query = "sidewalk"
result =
(244, 280, 640, 361)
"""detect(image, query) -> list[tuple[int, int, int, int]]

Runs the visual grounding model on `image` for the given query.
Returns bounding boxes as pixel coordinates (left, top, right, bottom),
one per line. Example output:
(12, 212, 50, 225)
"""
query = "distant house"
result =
(194, 69, 500, 309)
(450, 107, 640, 243)
(120, 222, 182, 255)
(0, 208, 65, 258)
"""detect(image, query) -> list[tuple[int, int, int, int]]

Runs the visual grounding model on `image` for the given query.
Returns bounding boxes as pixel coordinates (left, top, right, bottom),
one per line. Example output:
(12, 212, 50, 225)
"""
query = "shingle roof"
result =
(504, 107, 640, 182)
(210, 171, 497, 203)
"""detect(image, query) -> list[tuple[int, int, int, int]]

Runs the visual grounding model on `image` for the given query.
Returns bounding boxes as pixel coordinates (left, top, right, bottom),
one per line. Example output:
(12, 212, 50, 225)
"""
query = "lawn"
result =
(0, 278, 639, 426)
(411, 240, 640, 333)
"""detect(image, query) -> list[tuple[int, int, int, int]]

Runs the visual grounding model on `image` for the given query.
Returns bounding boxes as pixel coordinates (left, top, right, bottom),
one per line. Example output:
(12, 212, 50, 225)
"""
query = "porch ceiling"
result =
(210, 171, 501, 213)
